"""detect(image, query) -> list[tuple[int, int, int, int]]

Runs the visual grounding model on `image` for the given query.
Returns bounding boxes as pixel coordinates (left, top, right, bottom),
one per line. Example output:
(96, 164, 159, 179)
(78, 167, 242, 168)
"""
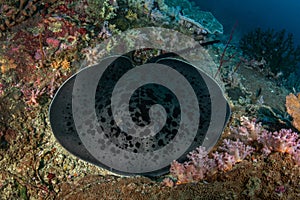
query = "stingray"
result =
(49, 52, 230, 176)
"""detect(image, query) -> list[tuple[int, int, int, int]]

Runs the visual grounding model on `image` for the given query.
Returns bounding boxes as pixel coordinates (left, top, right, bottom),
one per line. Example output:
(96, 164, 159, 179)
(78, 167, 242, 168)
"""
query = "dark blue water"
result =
(194, 0, 300, 46)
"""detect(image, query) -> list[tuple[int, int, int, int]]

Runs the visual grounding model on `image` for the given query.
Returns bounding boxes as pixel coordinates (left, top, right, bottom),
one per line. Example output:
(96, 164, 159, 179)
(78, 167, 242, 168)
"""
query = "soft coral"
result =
(258, 129, 298, 155)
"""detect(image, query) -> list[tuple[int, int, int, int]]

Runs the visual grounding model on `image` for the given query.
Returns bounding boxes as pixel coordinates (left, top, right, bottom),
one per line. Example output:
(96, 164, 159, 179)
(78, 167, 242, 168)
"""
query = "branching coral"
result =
(233, 117, 300, 163)
(212, 152, 235, 171)
(218, 139, 254, 162)
(186, 147, 217, 178)
(169, 147, 216, 184)
(258, 128, 300, 167)
(50, 58, 70, 70)
(21, 85, 46, 106)
(167, 116, 300, 187)
(168, 139, 253, 185)
(239, 28, 300, 78)
(230, 116, 264, 142)
(258, 129, 298, 155)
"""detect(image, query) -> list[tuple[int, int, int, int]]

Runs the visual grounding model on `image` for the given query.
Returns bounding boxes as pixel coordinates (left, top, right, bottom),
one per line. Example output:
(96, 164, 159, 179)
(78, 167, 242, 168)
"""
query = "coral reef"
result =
(164, 0, 223, 34)
(258, 128, 300, 166)
(258, 129, 298, 155)
(0, 0, 58, 37)
(234, 117, 300, 163)
(218, 139, 254, 162)
(286, 93, 300, 131)
(239, 28, 300, 78)
(167, 116, 300, 186)
(169, 147, 216, 184)
(121, 0, 222, 35)
(168, 138, 254, 185)
(4, 0, 299, 198)
(234, 116, 264, 142)
(0, 0, 120, 109)
(85, 0, 118, 22)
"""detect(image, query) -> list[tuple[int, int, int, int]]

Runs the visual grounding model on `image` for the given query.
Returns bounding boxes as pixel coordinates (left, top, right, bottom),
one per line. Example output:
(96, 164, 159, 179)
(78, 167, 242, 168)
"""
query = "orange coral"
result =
(286, 93, 300, 131)
(49, 58, 70, 70)
(0, 57, 17, 73)
(61, 59, 70, 70)
(50, 60, 60, 69)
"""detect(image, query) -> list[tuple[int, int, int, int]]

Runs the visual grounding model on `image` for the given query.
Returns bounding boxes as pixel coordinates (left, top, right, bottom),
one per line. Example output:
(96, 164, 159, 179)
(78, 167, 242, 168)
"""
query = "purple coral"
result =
(213, 152, 236, 171)
(186, 147, 217, 177)
(231, 116, 264, 142)
(212, 139, 254, 171)
(218, 139, 254, 162)
(169, 140, 255, 185)
(258, 129, 298, 156)
(167, 117, 300, 186)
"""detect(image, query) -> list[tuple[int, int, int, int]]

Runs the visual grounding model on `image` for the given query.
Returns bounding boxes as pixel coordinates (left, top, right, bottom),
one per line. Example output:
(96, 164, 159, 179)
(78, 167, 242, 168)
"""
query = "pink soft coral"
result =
(169, 160, 187, 184)
(212, 151, 236, 171)
(168, 139, 255, 185)
(212, 139, 254, 171)
(231, 116, 264, 142)
(186, 147, 217, 178)
(258, 129, 298, 155)
(169, 147, 216, 184)
(218, 139, 254, 162)
(167, 117, 300, 187)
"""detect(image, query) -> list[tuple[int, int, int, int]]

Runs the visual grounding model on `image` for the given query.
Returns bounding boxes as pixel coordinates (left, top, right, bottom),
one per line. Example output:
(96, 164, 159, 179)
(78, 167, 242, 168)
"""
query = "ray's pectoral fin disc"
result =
(49, 54, 231, 176)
